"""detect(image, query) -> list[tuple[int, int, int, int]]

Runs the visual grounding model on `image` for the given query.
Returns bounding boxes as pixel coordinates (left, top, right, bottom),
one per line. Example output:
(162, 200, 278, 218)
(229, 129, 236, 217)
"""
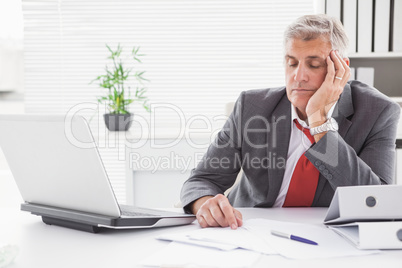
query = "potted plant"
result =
(91, 44, 150, 131)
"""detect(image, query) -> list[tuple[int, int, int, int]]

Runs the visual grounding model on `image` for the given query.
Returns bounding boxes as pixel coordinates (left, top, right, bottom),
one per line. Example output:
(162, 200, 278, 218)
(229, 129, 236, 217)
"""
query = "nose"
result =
(294, 64, 308, 82)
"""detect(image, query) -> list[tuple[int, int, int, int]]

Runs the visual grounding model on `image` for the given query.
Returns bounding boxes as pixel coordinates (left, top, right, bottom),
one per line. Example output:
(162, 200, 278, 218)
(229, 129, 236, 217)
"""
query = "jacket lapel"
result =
(263, 93, 292, 206)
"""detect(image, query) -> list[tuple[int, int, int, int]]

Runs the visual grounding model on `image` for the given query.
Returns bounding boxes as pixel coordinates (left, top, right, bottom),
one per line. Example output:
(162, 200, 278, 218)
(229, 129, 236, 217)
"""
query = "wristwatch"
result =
(310, 117, 338, 136)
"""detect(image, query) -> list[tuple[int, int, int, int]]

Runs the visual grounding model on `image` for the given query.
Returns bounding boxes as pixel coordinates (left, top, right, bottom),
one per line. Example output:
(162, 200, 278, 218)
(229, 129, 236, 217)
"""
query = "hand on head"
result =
(191, 194, 243, 229)
(306, 50, 350, 127)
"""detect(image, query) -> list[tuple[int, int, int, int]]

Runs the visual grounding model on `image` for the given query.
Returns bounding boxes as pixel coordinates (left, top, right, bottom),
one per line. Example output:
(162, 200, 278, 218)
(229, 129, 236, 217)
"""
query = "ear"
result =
(343, 57, 350, 66)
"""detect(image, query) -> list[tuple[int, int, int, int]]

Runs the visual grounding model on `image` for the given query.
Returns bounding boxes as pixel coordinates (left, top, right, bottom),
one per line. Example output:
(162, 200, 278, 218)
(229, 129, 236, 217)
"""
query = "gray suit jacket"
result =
(180, 81, 401, 210)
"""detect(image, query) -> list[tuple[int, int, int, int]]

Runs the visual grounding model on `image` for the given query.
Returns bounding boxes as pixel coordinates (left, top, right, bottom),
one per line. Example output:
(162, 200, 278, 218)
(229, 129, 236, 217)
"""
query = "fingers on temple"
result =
(339, 54, 351, 82)
(325, 55, 336, 83)
(331, 51, 346, 79)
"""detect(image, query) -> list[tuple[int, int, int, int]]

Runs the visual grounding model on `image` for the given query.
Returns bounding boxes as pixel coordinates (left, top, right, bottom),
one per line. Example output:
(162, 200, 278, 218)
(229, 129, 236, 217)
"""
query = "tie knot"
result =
(293, 119, 315, 144)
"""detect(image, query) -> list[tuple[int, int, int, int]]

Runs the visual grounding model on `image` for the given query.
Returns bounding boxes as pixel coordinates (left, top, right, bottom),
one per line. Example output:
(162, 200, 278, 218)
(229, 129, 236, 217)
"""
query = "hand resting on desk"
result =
(191, 194, 243, 229)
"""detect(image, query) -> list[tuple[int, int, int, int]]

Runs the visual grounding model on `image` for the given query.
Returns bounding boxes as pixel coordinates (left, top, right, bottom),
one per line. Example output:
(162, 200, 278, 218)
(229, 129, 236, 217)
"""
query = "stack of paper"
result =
(140, 219, 380, 267)
(157, 224, 277, 255)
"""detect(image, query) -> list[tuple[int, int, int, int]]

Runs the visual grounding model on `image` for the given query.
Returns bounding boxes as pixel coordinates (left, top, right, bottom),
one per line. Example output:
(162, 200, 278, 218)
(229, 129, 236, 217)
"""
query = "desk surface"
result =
(1, 207, 402, 268)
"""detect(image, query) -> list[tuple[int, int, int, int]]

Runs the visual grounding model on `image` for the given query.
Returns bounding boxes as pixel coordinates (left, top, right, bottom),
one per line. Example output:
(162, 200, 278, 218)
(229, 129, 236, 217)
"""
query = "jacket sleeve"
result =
(180, 92, 245, 212)
(305, 101, 400, 188)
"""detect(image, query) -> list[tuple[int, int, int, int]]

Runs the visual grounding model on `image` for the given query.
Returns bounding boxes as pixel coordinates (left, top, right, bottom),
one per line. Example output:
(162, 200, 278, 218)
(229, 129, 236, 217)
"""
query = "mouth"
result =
(292, 88, 315, 92)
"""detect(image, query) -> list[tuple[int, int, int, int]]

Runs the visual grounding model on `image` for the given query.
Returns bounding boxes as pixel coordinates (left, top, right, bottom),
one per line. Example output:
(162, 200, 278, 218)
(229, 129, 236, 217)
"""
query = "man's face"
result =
(285, 38, 332, 114)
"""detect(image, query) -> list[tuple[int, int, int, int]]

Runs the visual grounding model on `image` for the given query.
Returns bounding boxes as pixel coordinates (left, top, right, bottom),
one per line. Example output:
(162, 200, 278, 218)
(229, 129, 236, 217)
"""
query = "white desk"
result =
(2, 207, 402, 268)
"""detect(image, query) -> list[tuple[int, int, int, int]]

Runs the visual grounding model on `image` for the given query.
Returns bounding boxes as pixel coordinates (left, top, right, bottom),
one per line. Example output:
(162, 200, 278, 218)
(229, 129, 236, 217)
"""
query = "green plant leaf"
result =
(92, 43, 151, 114)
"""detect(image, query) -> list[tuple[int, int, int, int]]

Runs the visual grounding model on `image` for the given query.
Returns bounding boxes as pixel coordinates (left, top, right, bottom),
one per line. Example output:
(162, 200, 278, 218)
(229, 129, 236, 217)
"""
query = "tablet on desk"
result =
(0, 115, 195, 233)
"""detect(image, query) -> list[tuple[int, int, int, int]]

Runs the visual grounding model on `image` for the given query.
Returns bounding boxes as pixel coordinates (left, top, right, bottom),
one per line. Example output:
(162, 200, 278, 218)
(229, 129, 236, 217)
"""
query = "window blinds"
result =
(23, 0, 314, 129)
(22, 0, 314, 203)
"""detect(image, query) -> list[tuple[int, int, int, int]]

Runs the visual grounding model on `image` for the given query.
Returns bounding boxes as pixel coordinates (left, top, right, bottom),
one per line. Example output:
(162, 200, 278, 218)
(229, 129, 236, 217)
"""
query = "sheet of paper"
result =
(141, 242, 261, 268)
(244, 219, 380, 259)
(157, 225, 277, 255)
(187, 225, 277, 255)
(157, 232, 238, 251)
(153, 218, 380, 264)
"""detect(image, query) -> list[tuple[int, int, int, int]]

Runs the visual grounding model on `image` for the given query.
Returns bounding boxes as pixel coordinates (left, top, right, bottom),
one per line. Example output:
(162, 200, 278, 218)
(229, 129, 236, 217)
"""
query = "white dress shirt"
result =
(273, 103, 337, 207)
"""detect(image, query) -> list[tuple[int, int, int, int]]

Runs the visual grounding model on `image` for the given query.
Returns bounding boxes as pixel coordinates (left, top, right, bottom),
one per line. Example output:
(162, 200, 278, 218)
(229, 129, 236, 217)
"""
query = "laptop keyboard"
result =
(121, 210, 156, 217)
(119, 204, 162, 217)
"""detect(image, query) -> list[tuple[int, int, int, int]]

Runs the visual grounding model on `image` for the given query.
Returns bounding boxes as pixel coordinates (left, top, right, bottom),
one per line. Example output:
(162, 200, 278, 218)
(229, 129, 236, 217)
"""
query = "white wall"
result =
(0, 44, 24, 93)
(0, 101, 24, 170)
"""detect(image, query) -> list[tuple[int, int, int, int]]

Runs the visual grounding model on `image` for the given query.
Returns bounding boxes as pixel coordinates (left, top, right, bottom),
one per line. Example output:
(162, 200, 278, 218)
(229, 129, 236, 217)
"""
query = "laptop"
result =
(0, 114, 195, 233)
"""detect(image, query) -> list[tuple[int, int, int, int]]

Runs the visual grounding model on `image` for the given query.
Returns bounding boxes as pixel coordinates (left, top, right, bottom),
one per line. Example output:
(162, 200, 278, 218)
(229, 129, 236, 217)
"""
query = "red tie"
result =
(283, 119, 319, 207)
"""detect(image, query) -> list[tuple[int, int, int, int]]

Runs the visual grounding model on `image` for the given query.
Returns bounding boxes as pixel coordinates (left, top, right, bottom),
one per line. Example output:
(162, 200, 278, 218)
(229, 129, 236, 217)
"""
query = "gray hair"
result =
(284, 14, 349, 57)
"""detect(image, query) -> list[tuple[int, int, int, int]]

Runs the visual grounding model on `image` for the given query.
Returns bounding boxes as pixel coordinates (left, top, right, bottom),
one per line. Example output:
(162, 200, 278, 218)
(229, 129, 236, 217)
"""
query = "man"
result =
(180, 14, 400, 229)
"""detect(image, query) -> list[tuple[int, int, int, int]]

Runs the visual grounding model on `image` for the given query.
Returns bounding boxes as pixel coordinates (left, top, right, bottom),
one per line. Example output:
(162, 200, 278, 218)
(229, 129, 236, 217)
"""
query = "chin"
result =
(290, 97, 309, 111)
